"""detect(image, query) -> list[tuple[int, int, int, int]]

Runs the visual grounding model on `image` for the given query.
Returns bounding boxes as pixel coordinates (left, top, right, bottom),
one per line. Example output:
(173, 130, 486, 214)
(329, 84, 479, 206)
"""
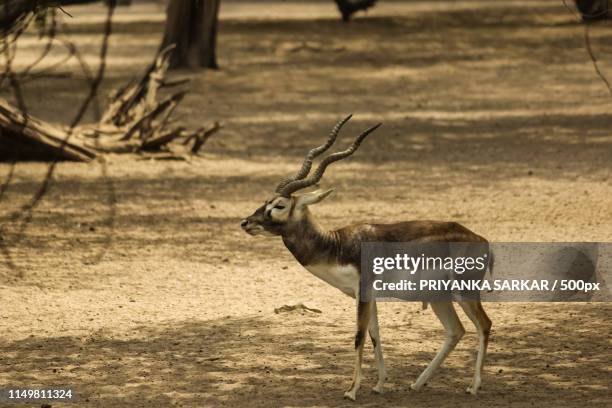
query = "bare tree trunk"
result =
(334, 0, 378, 22)
(575, 0, 610, 22)
(160, 0, 221, 69)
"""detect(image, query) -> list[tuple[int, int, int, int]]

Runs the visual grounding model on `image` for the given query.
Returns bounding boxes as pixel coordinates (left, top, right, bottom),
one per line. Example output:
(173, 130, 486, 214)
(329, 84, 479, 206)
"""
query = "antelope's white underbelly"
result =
(305, 263, 359, 297)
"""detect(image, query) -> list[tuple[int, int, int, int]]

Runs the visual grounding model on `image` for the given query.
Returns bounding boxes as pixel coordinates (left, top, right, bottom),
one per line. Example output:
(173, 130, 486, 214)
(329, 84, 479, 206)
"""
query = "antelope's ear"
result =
(295, 189, 334, 208)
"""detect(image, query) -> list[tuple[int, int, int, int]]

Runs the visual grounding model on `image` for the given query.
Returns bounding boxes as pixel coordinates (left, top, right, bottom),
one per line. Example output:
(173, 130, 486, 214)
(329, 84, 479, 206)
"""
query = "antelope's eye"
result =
(274, 205, 286, 210)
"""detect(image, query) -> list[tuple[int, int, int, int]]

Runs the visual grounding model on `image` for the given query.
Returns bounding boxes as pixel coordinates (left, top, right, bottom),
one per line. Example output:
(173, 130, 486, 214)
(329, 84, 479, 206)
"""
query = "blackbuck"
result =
(241, 115, 492, 401)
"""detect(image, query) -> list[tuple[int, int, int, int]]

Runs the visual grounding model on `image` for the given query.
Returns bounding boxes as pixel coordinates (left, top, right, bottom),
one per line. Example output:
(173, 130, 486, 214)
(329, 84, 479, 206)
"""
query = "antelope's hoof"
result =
(343, 390, 357, 401)
(372, 383, 384, 394)
(409, 383, 422, 392)
(466, 386, 479, 395)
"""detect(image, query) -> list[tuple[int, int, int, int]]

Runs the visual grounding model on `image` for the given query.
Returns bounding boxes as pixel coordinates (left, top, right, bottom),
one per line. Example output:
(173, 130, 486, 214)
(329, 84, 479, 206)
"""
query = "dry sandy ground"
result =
(1, 1, 611, 407)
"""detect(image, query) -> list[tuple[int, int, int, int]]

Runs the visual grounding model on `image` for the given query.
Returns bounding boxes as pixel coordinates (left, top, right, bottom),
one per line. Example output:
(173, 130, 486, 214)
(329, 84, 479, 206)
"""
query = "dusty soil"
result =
(1, 1, 611, 407)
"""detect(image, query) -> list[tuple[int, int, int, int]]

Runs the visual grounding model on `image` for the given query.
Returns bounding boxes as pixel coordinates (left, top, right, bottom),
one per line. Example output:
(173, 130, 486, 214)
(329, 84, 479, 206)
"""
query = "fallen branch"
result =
(191, 122, 221, 154)
(0, 47, 218, 161)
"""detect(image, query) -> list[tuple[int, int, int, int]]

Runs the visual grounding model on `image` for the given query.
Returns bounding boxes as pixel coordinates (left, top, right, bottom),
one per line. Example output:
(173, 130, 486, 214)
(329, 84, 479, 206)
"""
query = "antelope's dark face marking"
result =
(241, 195, 293, 237)
(241, 190, 334, 237)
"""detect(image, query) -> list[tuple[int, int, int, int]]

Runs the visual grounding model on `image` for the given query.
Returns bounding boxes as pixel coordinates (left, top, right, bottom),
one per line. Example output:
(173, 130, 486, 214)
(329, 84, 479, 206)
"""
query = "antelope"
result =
(241, 115, 492, 401)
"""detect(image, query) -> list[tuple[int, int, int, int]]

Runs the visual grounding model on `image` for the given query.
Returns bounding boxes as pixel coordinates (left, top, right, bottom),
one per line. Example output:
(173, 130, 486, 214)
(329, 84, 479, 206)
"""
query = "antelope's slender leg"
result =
(344, 300, 371, 401)
(458, 300, 492, 395)
(410, 301, 465, 391)
(368, 301, 386, 394)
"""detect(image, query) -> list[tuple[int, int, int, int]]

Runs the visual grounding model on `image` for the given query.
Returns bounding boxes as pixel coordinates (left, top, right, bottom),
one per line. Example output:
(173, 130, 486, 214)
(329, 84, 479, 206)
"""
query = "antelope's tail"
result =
(486, 249, 495, 292)
(488, 249, 495, 277)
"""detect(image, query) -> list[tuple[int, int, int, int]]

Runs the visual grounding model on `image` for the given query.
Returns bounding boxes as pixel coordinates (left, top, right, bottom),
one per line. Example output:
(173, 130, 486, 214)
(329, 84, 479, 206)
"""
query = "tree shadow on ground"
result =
(1, 304, 610, 408)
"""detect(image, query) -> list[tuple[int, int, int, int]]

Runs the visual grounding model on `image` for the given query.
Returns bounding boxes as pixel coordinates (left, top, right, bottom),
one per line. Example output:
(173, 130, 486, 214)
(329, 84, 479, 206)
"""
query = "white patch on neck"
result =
(305, 263, 360, 298)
